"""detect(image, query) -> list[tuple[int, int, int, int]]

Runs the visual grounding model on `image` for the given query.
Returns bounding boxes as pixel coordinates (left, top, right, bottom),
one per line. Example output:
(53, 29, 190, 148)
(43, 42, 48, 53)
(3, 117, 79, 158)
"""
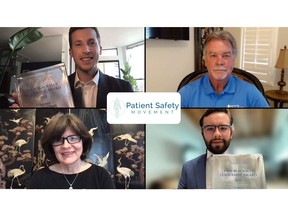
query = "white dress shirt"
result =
(74, 71, 99, 107)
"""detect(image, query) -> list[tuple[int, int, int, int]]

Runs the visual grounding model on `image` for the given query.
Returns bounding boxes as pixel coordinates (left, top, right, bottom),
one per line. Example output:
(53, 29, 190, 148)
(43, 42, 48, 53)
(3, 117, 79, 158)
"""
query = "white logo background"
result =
(107, 92, 181, 124)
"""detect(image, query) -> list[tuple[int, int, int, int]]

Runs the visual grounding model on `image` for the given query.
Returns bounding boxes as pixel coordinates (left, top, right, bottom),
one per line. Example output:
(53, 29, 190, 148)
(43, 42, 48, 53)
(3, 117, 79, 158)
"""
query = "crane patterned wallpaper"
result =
(0, 109, 145, 189)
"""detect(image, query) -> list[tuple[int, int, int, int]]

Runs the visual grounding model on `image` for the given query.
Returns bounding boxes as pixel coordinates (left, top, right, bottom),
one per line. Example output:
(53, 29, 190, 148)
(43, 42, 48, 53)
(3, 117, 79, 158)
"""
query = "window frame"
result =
(98, 60, 120, 78)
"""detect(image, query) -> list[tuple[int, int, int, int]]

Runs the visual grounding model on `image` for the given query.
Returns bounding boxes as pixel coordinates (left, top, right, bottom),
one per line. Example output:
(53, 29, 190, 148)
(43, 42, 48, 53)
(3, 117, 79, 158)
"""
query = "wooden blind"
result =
(241, 27, 277, 85)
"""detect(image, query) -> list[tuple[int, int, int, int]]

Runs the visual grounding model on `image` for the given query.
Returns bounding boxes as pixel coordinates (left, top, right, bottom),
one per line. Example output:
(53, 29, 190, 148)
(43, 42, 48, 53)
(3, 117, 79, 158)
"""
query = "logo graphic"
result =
(107, 92, 181, 124)
(108, 97, 125, 118)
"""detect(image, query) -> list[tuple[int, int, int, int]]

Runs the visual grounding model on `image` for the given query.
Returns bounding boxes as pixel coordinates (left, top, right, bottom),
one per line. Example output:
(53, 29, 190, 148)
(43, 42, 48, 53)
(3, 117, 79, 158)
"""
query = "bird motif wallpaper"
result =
(112, 125, 145, 189)
(0, 108, 145, 189)
(0, 109, 35, 189)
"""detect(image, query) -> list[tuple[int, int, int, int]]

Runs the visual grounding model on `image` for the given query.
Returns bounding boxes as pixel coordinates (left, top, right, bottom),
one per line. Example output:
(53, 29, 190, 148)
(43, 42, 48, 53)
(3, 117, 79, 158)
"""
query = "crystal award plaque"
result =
(14, 63, 74, 107)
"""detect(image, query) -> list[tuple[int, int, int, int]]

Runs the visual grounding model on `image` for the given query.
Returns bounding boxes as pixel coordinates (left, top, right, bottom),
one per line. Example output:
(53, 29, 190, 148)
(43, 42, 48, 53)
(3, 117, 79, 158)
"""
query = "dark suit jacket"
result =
(69, 71, 133, 108)
(178, 153, 207, 189)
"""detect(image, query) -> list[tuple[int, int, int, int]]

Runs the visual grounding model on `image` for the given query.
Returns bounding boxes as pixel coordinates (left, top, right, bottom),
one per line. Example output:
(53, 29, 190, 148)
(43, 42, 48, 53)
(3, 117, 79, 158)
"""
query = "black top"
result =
(28, 164, 115, 189)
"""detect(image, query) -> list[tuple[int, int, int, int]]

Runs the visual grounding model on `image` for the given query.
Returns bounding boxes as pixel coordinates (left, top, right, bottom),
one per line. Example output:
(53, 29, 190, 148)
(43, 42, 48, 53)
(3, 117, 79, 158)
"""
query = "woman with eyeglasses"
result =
(28, 113, 114, 189)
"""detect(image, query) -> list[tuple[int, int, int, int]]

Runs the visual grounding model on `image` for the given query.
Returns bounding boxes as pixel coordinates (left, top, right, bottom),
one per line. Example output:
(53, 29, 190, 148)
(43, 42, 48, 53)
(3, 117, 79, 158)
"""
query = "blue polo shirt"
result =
(178, 74, 270, 108)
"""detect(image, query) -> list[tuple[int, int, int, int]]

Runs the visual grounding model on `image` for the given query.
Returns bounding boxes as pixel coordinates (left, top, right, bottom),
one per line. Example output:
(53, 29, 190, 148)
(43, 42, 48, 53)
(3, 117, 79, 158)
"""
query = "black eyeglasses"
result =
(52, 135, 81, 146)
(202, 124, 231, 134)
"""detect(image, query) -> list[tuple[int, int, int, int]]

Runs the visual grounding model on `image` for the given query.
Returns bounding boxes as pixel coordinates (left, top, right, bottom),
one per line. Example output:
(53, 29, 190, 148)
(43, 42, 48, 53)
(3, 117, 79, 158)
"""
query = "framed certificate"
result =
(211, 154, 266, 189)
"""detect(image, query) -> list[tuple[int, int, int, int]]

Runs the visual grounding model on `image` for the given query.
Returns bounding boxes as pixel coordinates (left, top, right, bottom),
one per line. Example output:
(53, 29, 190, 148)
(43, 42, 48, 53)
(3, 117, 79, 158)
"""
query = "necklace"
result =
(60, 163, 81, 189)
(62, 172, 79, 189)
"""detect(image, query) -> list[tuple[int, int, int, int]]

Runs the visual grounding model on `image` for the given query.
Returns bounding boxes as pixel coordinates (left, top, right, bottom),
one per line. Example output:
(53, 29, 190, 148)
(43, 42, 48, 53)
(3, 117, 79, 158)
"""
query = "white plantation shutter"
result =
(241, 27, 278, 85)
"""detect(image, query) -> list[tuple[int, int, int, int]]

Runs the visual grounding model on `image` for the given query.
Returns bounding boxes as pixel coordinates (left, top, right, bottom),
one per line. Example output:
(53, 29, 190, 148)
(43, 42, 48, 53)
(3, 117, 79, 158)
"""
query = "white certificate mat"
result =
(211, 154, 266, 189)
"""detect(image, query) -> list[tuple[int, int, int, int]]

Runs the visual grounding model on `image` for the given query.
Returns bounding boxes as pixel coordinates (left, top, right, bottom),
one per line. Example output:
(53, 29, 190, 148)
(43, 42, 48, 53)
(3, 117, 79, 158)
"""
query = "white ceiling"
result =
(0, 27, 144, 62)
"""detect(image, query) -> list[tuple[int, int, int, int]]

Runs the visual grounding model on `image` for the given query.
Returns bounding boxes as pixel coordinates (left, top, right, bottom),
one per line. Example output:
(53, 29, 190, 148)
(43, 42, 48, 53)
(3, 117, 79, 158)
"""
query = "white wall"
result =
(272, 27, 288, 92)
(146, 111, 205, 187)
(62, 34, 71, 75)
(146, 28, 194, 92)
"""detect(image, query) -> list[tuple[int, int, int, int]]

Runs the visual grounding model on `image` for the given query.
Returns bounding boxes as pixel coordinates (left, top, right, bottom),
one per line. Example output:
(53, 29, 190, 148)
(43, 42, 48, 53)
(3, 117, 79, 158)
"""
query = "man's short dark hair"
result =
(199, 108, 233, 127)
(68, 27, 101, 47)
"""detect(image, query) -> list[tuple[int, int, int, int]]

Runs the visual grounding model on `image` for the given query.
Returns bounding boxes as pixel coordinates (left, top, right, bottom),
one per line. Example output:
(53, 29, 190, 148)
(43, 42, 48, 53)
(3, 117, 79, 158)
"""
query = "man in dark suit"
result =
(68, 27, 133, 108)
(178, 108, 233, 189)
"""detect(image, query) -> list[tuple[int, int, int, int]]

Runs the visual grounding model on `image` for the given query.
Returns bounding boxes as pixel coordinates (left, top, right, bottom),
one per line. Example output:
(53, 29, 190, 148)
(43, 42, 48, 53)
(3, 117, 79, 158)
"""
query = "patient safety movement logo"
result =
(109, 97, 126, 118)
(107, 93, 181, 124)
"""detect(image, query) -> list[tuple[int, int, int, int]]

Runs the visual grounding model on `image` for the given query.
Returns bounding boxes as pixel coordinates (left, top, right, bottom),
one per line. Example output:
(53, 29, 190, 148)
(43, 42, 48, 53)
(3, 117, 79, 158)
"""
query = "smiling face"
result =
(69, 28, 102, 76)
(201, 112, 233, 154)
(52, 128, 83, 166)
(204, 39, 235, 83)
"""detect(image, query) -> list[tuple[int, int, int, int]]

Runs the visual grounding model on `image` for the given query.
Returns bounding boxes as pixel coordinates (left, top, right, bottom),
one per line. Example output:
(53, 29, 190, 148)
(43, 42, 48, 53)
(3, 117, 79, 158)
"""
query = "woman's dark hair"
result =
(199, 108, 233, 127)
(41, 113, 92, 164)
(68, 27, 101, 47)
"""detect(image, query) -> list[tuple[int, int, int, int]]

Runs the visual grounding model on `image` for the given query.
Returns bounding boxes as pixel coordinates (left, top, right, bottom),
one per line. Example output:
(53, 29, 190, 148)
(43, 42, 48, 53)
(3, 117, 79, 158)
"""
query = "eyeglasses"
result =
(52, 135, 81, 146)
(202, 124, 231, 134)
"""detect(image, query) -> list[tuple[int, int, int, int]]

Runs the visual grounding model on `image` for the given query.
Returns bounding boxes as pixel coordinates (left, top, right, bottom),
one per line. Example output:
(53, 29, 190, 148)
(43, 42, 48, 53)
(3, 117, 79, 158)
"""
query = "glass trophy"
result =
(14, 63, 74, 107)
